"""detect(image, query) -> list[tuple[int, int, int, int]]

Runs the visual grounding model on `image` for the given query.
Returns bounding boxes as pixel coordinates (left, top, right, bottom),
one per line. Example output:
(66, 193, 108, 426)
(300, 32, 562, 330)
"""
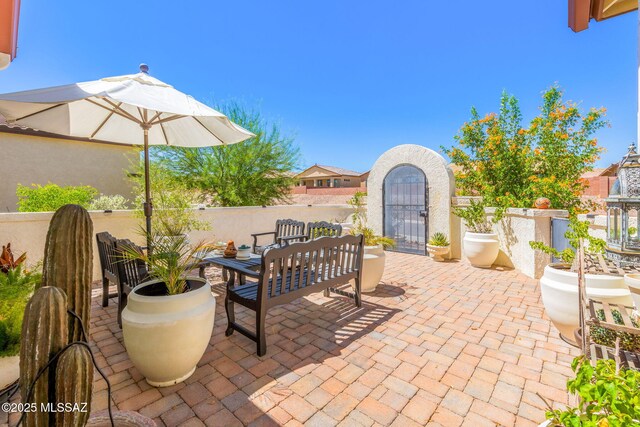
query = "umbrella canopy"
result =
(0, 64, 254, 246)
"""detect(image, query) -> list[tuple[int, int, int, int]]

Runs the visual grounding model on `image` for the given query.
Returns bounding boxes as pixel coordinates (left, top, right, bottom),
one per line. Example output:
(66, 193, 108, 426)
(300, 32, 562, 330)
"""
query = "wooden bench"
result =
(251, 218, 306, 254)
(224, 234, 365, 356)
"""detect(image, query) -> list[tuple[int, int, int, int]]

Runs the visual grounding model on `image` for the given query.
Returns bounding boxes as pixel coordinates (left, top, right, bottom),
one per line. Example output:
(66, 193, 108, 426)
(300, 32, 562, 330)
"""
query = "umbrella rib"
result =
(192, 117, 226, 145)
(90, 101, 122, 139)
(152, 114, 186, 125)
(99, 98, 144, 124)
(86, 98, 142, 125)
(160, 122, 170, 145)
(14, 103, 67, 121)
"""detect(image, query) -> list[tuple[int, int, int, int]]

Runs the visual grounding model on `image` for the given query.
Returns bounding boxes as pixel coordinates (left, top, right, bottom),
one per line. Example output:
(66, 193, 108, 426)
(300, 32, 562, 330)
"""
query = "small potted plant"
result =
(454, 200, 500, 268)
(237, 244, 251, 260)
(427, 232, 450, 261)
(121, 231, 216, 387)
(540, 355, 640, 426)
(347, 193, 395, 293)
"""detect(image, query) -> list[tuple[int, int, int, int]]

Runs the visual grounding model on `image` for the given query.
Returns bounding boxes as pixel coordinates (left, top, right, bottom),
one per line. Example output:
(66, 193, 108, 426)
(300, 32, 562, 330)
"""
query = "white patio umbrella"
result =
(0, 64, 254, 248)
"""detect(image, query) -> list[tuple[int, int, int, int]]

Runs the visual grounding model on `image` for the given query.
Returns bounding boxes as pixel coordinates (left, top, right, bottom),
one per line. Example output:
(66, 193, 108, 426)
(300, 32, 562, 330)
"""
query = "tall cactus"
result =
(55, 345, 93, 426)
(20, 286, 68, 427)
(41, 204, 93, 341)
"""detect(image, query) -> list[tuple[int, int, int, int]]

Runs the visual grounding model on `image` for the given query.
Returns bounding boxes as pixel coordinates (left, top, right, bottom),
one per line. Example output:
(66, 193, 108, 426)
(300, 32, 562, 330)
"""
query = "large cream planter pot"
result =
(361, 244, 386, 293)
(463, 232, 499, 268)
(624, 274, 640, 308)
(540, 265, 632, 343)
(122, 277, 216, 387)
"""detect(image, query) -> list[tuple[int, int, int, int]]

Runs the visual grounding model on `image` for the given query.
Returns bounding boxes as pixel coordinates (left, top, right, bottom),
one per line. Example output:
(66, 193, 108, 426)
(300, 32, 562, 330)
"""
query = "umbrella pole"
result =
(143, 127, 153, 251)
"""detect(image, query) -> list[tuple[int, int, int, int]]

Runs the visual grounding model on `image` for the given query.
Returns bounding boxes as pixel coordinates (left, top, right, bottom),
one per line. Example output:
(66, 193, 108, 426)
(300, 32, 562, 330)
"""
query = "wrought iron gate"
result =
(383, 165, 428, 255)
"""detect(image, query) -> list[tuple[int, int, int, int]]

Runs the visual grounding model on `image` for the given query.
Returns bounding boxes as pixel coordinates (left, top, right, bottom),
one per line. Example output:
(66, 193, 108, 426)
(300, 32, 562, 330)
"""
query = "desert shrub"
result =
(16, 183, 98, 212)
(89, 194, 130, 210)
(0, 264, 41, 356)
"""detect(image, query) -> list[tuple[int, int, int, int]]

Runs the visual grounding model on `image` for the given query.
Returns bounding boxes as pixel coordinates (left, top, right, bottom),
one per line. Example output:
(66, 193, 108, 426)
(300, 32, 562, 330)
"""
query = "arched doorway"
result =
(383, 165, 428, 255)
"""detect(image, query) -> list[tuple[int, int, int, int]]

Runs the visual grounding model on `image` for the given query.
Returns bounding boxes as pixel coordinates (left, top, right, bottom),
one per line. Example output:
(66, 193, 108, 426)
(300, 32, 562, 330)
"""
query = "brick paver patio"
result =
(4, 252, 579, 426)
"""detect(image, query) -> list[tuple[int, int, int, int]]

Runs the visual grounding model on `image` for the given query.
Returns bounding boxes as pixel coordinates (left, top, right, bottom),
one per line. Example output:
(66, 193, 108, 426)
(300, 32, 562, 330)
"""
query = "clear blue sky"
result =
(1, 0, 637, 172)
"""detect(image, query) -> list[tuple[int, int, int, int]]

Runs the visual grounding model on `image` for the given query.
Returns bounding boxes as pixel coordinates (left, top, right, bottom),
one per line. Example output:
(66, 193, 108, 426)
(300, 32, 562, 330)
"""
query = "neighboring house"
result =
(295, 164, 368, 188)
(581, 164, 618, 199)
(0, 123, 137, 212)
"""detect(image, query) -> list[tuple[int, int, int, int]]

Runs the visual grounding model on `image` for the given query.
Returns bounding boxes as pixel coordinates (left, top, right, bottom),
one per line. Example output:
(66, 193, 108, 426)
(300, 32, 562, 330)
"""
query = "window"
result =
(344, 178, 351, 182)
(317, 179, 323, 187)
(326, 179, 331, 187)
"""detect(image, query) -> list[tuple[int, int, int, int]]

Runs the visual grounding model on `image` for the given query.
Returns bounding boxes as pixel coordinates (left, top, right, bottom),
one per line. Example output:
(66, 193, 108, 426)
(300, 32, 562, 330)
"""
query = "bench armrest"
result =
(229, 265, 261, 279)
(251, 231, 276, 238)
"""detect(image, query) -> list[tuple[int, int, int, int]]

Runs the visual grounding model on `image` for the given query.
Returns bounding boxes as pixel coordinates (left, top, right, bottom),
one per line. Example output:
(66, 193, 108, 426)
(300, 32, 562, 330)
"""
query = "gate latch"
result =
(419, 210, 428, 217)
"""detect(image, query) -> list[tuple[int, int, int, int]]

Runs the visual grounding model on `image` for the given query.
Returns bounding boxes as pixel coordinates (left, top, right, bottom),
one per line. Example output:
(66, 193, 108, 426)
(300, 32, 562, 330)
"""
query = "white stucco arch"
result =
(368, 144, 455, 251)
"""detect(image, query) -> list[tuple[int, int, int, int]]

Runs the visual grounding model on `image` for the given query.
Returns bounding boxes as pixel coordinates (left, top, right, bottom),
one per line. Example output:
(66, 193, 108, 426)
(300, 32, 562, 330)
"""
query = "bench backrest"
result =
(96, 232, 119, 284)
(258, 234, 364, 306)
(307, 221, 342, 239)
(274, 219, 305, 243)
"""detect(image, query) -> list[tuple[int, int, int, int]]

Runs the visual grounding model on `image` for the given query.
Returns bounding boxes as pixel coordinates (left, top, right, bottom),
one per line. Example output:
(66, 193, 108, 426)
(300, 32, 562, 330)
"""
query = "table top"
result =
(199, 253, 262, 269)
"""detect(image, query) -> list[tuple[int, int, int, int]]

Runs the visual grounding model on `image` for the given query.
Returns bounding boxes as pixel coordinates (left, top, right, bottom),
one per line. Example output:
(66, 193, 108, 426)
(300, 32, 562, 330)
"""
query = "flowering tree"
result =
(443, 86, 607, 215)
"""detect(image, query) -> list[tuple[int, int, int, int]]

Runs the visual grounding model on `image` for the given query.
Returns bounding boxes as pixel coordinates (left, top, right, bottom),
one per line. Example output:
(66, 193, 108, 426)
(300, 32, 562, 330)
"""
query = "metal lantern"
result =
(605, 143, 640, 266)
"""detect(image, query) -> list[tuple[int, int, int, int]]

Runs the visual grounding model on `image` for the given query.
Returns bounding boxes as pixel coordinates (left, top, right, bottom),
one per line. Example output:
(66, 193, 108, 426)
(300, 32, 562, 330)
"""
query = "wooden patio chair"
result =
(251, 219, 305, 255)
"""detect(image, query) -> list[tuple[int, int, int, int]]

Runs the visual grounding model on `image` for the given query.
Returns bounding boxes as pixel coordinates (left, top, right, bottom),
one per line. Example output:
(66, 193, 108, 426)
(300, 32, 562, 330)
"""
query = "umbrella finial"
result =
(139, 63, 149, 74)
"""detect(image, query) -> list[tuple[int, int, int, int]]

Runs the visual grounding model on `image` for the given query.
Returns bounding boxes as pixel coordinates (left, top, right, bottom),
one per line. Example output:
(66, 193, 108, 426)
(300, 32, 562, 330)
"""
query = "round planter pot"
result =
(624, 274, 640, 309)
(463, 232, 499, 268)
(540, 264, 632, 344)
(427, 244, 449, 262)
(0, 355, 19, 401)
(122, 277, 216, 387)
(359, 244, 386, 293)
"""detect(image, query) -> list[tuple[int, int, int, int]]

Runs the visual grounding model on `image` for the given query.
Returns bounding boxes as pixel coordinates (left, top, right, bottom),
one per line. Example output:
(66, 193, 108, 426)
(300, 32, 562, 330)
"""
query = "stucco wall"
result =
(367, 144, 456, 242)
(451, 197, 569, 279)
(0, 131, 136, 212)
(0, 204, 353, 280)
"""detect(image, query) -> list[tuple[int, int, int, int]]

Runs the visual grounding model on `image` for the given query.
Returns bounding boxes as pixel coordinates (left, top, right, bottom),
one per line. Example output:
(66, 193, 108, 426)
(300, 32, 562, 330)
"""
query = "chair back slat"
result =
(96, 232, 119, 281)
(114, 239, 147, 290)
(307, 221, 342, 240)
(275, 219, 305, 242)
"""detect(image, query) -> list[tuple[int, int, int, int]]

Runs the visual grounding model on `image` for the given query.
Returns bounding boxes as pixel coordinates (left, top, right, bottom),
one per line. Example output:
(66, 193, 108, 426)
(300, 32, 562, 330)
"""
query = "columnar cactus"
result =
(20, 286, 68, 427)
(54, 345, 93, 426)
(41, 204, 93, 341)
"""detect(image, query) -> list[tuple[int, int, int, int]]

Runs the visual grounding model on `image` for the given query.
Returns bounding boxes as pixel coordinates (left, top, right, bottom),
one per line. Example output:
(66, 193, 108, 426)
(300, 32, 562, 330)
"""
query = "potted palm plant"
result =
(454, 200, 500, 268)
(347, 192, 395, 293)
(427, 232, 450, 261)
(120, 231, 216, 387)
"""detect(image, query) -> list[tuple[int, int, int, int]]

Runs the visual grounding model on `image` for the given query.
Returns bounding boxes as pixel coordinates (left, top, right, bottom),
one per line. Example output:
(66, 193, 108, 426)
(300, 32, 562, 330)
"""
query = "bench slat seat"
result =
(225, 234, 364, 356)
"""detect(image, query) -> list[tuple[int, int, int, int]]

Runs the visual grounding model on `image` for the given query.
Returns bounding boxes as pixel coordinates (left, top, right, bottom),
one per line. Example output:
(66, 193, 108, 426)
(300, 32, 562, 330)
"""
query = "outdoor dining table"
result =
(197, 253, 262, 285)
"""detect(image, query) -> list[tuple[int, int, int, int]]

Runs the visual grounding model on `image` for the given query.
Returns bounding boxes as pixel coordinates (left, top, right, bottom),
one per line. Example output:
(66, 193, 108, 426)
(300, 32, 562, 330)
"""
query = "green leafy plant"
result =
(16, 183, 98, 212)
(443, 86, 606, 215)
(529, 216, 605, 265)
(453, 199, 498, 233)
(156, 102, 300, 207)
(544, 356, 640, 426)
(347, 192, 395, 248)
(0, 248, 41, 357)
(428, 232, 450, 247)
(630, 227, 638, 237)
(589, 309, 640, 352)
(130, 161, 209, 235)
(89, 194, 130, 210)
(121, 229, 213, 296)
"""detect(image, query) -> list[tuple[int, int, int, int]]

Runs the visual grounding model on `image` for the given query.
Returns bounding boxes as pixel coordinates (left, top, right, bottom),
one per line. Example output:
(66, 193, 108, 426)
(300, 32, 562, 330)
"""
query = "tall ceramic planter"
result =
(360, 244, 386, 293)
(463, 232, 499, 268)
(540, 265, 632, 344)
(624, 274, 640, 308)
(122, 276, 215, 387)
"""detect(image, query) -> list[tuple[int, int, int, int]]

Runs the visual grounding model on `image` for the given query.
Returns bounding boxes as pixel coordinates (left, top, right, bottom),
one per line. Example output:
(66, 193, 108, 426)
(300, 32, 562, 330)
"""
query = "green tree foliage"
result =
(156, 102, 300, 207)
(443, 86, 607, 215)
(130, 161, 208, 235)
(16, 183, 98, 212)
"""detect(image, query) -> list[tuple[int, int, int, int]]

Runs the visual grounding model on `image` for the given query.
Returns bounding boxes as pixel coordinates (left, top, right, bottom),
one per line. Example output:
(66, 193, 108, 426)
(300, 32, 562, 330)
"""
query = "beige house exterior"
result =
(295, 164, 368, 188)
(0, 125, 137, 212)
